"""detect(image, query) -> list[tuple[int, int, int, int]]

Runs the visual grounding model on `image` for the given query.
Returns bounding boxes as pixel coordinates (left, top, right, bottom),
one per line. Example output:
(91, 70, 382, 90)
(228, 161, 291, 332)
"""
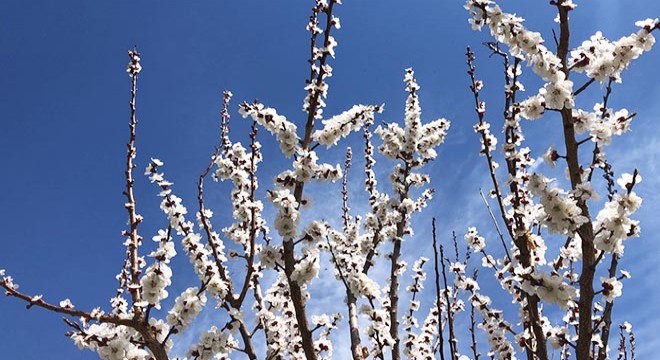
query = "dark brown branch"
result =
(573, 78, 596, 96)
(388, 161, 413, 360)
(470, 268, 480, 360)
(468, 45, 549, 360)
(283, 2, 340, 359)
(555, 4, 597, 360)
(596, 254, 619, 360)
(465, 47, 515, 241)
(432, 218, 446, 360)
(2, 283, 130, 327)
(440, 236, 457, 360)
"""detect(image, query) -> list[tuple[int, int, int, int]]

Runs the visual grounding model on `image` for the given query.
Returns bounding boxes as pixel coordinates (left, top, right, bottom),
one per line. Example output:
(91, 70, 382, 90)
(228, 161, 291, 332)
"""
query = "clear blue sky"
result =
(1, 1, 659, 359)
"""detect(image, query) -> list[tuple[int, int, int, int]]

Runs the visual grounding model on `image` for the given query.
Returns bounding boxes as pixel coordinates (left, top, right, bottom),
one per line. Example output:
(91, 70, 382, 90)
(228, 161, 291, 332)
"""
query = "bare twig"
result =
(432, 218, 446, 360)
(479, 188, 511, 262)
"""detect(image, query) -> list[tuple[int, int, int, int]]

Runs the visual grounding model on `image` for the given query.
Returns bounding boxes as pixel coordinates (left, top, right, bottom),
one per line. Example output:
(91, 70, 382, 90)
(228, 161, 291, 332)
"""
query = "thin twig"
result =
(432, 218, 446, 360)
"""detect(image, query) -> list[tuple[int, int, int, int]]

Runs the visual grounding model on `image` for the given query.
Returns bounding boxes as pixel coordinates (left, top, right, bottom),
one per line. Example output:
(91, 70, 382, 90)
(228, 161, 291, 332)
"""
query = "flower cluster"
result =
(167, 287, 207, 332)
(527, 173, 588, 235)
(327, 223, 381, 299)
(517, 94, 545, 120)
(313, 104, 383, 148)
(267, 188, 300, 239)
(312, 313, 341, 359)
(528, 272, 576, 310)
(361, 305, 395, 356)
(465, 0, 564, 82)
(541, 76, 574, 110)
(292, 149, 343, 183)
(375, 69, 450, 163)
(291, 252, 320, 285)
(188, 326, 237, 360)
(147, 159, 229, 301)
(239, 102, 299, 157)
(474, 121, 498, 155)
(572, 104, 635, 146)
(302, 0, 342, 120)
(70, 322, 158, 360)
(451, 258, 517, 360)
(139, 229, 175, 309)
(402, 258, 437, 359)
(593, 173, 642, 254)
(257, 275, 315, 358)
(213, 136, 267, 253)
(126, 49, 141, 77)
(569, 19, 658, 82)
(464, 226, 486, 252)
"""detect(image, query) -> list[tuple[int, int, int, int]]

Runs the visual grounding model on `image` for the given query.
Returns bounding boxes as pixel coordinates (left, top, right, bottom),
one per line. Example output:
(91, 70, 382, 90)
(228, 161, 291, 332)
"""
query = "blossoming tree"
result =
(1, 0, 658, 359)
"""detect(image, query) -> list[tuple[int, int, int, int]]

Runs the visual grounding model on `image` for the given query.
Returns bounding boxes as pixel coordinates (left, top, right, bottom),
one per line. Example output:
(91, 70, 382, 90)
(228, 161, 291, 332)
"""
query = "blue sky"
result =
(1, 1, 659, 359)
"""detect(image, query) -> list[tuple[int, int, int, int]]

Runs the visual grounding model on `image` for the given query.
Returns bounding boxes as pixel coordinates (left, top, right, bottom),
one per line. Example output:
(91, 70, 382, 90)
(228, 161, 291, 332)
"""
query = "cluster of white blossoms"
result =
(212, 122, 267, 256)
(139, 229, 175, 309)
(138, 161, 179, 309)
(146, 159, 229, 301)
(302, 0, 343, 119)
(126, 49, 142, 77)
(258, 245, 283, 269)
(267, 188, 300, 238)
(572, 103, 635, 146)
(239, 102, 300, 157)
(361, 304, 395, 356)
(70, 321, 166, 360)
(527, 173, 588, 235)
(375, 68, 450, 164)
(326, 223, 381, 299)
(527, 272, 576, 310)
(465, 0, 565, 82)
(464, 227, 486, 252)
(311, 313, 342, 358)
(517, 94, 545, 120)
(313, 104, 383, 148)
(406, 257, 428, 295)
(0, 269, 16, 291)
(166, 287, 207, 332)
(294, 149, 344, 183)
(569, 19, 659, 82)
(404, 305, 441, 359)
(187, 326, 237, 360)
(593, 173, 642, 254)
(255, 274, 330, 359)
(144, 159, 185, 228)
(540, 76, 574, 110)
(478, 317, 516, 360)
(450, 253, 517, 360)
(254, 277, 291, 357)
(291, 252, 320, 285)
(474, 121, 498, 155)
(64, 318, 158, 360)
(402, 258, 439, 359)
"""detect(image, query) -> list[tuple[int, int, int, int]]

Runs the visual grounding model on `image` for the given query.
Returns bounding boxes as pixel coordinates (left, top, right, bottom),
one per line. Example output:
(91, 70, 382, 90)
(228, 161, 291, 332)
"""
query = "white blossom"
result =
(600, 277, 623, 303)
